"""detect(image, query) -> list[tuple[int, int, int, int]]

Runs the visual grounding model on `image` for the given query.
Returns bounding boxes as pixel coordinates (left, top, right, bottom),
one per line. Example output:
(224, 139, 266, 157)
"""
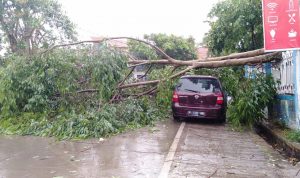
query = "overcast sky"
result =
(58, 0, 220, 43)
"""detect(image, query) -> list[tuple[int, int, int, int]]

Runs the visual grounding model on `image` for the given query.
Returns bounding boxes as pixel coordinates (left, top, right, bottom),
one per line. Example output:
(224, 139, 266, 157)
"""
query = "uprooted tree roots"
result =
(43, 37, 282, 103)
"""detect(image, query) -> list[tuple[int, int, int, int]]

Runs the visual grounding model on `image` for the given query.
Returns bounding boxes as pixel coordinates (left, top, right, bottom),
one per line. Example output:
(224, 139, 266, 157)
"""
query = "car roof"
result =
(180, 75, 218, 80)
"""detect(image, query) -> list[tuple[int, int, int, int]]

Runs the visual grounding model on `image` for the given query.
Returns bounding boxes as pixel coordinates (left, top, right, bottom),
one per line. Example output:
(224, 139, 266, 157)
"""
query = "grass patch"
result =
(268, 119, 300, 143)
(286, 130, 300, 143)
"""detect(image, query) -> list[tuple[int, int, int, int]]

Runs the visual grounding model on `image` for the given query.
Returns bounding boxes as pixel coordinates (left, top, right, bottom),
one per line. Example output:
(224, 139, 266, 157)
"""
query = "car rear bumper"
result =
(172, 103, 224, 119)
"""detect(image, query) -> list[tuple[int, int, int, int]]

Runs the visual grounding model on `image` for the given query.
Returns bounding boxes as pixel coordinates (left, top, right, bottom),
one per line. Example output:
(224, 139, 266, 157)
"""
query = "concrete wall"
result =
(272, 50, 300, 130)
(272, 96, 297, 129)
(293, 50, 300, 129)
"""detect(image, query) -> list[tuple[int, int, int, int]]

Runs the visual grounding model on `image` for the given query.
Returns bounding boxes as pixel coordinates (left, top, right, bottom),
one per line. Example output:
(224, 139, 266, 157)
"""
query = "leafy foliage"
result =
(0, 98, 167, 139)
(128, 40, 158, 60)
(227, 74, 276, 128)
(286, 130, 300, 143)
(0, 46, 127, 115)
(204, 0, 263, 56)
(0, 46, 171, 139)
(148, 66, 178, 109)
(0, 0, 76, 54)
(132, 33, 198, 60)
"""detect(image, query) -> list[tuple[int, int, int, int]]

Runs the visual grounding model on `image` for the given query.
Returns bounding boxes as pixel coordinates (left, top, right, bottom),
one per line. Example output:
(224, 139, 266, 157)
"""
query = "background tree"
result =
(128, 39, 158, 60)
(204, 0, 263, 56)
(143, 33, 198, 60)
(0, 0, 76, 55)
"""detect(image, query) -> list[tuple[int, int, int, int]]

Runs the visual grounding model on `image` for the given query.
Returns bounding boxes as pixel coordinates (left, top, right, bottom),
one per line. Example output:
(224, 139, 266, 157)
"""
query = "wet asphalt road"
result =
(0, 119, 300, 178)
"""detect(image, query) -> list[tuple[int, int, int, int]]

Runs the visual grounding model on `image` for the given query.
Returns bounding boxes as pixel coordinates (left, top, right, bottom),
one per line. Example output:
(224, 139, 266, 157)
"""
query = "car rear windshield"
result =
(176, 78, 221, 93)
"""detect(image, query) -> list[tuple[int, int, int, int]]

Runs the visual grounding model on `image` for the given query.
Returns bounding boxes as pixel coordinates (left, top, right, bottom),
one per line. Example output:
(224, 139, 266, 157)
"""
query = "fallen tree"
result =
(42, 37, 281, 102)
(0, 37, 281, 138)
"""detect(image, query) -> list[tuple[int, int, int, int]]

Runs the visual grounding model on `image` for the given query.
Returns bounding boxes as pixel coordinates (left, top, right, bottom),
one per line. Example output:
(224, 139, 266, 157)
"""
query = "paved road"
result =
(0, 119, 299, 178)
(169, 121, 300, 178)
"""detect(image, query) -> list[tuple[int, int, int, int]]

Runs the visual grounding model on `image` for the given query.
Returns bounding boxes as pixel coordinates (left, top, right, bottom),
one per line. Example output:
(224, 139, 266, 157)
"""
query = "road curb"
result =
(255, 121, 300, 160)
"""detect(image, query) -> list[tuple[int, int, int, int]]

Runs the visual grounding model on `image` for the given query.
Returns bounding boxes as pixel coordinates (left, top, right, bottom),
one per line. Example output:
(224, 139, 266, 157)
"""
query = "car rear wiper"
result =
(184, 89, 199, 93)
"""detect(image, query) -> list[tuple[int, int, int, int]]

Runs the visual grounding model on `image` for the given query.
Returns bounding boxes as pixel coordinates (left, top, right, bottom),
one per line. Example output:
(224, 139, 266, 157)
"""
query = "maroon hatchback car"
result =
(171, 75, 227, 122)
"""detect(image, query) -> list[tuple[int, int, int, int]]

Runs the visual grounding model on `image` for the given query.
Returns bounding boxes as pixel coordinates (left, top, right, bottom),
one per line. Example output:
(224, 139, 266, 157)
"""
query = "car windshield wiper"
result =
(184, 89, 199, 93)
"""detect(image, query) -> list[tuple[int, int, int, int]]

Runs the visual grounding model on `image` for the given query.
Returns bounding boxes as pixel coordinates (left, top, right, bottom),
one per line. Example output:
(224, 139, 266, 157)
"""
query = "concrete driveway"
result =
(0, 119, 299, 178)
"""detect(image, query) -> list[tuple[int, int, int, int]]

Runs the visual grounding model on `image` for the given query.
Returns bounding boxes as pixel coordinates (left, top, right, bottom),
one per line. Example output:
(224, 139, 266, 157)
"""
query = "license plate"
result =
(188, 111, 205, 117)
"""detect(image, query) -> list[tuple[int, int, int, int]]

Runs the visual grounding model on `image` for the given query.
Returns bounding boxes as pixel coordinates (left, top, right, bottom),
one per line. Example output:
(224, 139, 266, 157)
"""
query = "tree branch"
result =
(119, 67, 136, 87)
(134, 87, 157, 98)
(138, 65, 153, 79)
(204, 48, 265, 61)
(193, 52, 280, 68)
(128, 52, 280, 68)
(76, 89, 99, 94)
(117, 53, 280, 90)
(41, 37, 176, 62)
(118, 80, 160, 89)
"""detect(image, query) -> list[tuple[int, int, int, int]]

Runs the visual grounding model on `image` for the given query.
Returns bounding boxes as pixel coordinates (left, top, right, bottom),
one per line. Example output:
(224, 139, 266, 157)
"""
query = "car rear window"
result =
(176, 78, 221, 93)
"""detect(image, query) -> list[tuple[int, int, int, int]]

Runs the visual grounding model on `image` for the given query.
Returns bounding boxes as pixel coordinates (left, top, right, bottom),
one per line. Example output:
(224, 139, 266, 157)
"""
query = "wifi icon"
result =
(267, 2, 278, 10)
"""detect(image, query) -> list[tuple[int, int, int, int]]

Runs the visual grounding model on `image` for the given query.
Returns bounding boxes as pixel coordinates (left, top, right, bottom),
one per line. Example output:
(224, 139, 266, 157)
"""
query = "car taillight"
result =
(216, 95, 224, 105)
(172, 92, 179, 103)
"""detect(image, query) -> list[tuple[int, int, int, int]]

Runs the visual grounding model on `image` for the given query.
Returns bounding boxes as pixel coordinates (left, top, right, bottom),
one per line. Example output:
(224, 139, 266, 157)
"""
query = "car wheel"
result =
(220, 114, 226, 123)
(173, 115, 181, 122)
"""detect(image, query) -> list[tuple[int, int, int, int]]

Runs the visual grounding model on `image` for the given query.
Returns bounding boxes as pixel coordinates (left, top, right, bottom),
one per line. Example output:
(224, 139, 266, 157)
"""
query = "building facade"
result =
(272, 51, 299, 130)
(245, 50, 300, 130)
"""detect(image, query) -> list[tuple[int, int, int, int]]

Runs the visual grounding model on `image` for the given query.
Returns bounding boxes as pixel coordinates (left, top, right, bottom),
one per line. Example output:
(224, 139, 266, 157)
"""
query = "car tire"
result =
(220, 114, 226, 123)
(173, 115, 181, 122)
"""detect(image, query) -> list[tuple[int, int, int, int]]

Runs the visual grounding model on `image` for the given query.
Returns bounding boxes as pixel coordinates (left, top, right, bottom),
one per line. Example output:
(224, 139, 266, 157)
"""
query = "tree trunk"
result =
(8, 34, 18, 53)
